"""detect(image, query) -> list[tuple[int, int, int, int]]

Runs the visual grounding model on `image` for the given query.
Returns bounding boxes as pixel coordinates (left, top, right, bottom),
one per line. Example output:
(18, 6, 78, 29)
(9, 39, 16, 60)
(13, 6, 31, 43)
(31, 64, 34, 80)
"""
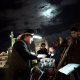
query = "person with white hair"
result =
(6, 29, 46, 80)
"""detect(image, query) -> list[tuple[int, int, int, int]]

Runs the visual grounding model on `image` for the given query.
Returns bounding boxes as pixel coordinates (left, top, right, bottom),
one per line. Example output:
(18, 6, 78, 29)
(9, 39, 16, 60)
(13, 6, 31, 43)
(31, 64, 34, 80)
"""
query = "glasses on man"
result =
(29, 34, 33, 38)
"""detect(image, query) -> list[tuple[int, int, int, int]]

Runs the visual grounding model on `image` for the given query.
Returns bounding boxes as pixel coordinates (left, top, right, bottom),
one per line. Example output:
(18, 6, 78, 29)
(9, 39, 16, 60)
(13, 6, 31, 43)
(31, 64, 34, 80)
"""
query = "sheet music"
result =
(58, 63, 80, 75)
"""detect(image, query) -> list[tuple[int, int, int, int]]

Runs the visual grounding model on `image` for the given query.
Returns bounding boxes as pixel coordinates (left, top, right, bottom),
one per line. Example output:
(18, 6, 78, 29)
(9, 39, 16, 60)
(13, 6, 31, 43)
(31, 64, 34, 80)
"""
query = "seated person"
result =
(37, 43, 50, 62)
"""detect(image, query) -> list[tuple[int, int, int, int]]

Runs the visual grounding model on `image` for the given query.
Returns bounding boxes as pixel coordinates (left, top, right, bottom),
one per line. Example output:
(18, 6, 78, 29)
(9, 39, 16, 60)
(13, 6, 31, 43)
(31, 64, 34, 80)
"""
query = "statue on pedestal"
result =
(5, 31, 16, 67)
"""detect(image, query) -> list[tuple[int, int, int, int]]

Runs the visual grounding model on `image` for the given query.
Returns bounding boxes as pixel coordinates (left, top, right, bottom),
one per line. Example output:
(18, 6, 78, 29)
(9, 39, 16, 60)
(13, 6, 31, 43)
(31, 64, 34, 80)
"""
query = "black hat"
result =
(22, 29, 34, 35)
(25, 29, 34, 34)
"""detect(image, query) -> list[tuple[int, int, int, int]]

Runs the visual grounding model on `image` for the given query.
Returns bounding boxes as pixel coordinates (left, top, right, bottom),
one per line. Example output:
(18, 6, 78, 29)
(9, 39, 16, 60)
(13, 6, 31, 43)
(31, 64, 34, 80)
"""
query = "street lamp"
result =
(33, 34, 42, 39)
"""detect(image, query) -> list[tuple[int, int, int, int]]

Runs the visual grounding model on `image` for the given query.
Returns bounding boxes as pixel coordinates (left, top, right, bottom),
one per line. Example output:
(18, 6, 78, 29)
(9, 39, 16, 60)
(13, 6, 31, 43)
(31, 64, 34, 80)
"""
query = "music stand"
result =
(58, 63, 80, 75)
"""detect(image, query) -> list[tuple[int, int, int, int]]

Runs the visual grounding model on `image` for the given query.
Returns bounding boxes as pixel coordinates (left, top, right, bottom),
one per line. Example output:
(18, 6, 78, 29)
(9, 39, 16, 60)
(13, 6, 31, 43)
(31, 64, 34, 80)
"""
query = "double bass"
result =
(53, 39, 72, 80)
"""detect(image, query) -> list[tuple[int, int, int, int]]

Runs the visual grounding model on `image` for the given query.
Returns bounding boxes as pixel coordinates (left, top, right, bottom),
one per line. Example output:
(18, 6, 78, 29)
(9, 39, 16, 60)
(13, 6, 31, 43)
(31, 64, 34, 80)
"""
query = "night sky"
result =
(0, 0, 80, 53)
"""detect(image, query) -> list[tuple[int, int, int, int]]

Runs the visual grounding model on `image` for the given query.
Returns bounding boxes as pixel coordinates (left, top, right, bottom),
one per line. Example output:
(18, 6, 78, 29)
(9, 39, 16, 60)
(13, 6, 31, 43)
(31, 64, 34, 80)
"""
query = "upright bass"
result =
(54, 42, 72, 79)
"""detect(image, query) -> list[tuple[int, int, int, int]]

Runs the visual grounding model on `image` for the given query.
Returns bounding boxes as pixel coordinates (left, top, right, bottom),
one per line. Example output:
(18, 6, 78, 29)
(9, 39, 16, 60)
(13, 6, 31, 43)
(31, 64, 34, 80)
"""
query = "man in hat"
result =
(6, 29, 46, 80)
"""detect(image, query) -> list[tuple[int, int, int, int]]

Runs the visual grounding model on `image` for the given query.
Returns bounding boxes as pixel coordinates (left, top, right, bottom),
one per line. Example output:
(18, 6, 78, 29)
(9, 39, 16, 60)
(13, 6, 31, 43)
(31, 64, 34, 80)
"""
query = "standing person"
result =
(6, 29, 46, 80)
(67, 26, 80, 80)
(67, 26, 80, 64)
(57, 37, 67, 48)
(66, 37, 72, 46)
(53, 41, 63, 67)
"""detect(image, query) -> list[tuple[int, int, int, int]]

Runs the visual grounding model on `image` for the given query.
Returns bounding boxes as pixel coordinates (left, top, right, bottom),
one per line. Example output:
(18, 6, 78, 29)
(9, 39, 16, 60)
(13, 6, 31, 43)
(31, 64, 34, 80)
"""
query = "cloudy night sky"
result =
(0, 0, 80, 53)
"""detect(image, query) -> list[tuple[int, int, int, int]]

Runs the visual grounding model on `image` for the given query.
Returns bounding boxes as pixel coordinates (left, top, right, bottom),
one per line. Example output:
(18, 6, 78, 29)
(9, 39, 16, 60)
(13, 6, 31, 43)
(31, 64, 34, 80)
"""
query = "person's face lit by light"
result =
(41, 45, 45, 50)
(24, 34, 33, 44)
(71, 31, 79, 38)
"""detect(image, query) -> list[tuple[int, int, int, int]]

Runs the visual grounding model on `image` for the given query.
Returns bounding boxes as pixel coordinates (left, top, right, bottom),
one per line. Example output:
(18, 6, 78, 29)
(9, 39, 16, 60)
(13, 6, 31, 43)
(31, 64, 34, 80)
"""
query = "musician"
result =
(67, 26, 80, 80)
(57, 37, 67, 48)
(6, 29, 46, 80)
(37, 43, 50, 58)
(58, 27, 80, 80)
(53, 27, 80, 80)
(66, 37, 72, 46)
(53, 41, 63, 67)
(67, 26, 80, 64)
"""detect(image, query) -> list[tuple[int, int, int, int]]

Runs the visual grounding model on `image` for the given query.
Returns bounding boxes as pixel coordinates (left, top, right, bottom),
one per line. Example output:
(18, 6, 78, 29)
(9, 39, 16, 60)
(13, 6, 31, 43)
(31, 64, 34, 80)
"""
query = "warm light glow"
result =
(48, 47, 54, 53)
(37, 54, 46, 57)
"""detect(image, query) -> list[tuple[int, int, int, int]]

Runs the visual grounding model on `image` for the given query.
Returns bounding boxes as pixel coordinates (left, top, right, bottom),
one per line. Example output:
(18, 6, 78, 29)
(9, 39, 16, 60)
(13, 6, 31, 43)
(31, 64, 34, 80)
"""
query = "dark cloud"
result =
(46, 0, 63, 4)
(61, 0, 78, 6)
(0, 17, 16, 30)
(0, 0, 80, 52)
(0, 0, 27, 10)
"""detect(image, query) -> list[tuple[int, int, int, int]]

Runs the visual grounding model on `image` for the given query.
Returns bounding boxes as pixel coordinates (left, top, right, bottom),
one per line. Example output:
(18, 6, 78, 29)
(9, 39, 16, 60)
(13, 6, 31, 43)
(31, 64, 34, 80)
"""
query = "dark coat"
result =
(67, 36, 80, 64)
(6, 40, 37, 80)
(52, 47, 63, 65)
(37, 48, 50, 58)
